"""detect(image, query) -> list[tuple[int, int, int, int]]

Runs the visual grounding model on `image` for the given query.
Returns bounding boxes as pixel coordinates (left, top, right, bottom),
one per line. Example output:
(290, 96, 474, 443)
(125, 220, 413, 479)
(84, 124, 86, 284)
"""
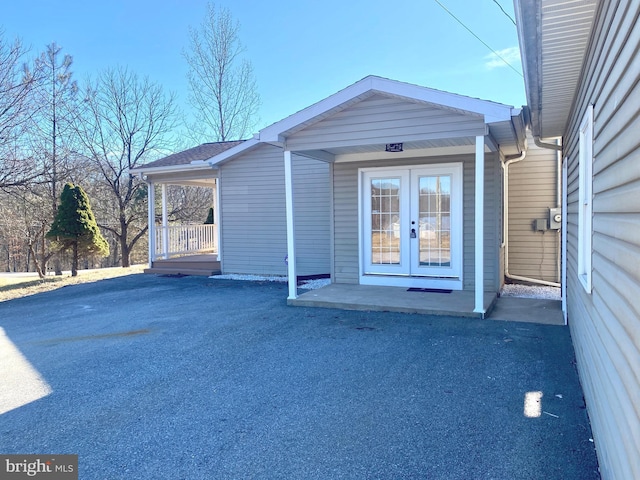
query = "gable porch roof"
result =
(259, 75, 525, 157)
(135, 76, 527, 178)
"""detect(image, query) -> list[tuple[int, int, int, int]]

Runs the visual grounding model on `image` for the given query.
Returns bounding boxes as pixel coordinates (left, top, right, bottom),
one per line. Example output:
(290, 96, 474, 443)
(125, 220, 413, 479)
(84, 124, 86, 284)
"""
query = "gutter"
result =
(534, 136, 562, 151)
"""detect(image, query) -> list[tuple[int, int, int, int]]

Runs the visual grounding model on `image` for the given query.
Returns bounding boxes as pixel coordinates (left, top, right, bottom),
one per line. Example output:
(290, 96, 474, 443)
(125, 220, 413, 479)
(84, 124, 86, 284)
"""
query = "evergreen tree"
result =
(204, 207, 214, 224)
(46, 183, 109, 276)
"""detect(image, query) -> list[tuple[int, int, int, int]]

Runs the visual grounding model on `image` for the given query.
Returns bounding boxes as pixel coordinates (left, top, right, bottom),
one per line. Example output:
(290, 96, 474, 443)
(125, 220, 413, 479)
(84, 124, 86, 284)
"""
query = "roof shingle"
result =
(141, 141, 246, 169)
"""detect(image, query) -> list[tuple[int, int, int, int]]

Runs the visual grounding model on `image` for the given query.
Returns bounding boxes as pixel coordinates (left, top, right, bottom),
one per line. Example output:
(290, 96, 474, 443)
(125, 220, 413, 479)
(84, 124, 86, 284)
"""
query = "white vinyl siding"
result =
(292, 156, 331, 275)
(220, 144, 330, 276)
(332, 153, 501, 292)
(563, 1, 640, 479)
(286, 94, 486, 152)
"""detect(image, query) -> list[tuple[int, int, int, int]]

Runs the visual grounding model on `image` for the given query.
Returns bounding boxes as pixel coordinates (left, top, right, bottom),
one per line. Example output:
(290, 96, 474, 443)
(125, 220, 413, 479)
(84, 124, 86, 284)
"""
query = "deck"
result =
(144, 254, 221, 277)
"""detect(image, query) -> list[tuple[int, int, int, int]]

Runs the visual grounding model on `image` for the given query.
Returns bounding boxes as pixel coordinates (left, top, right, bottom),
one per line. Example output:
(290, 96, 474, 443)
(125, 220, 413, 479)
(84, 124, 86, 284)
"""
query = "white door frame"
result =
(358, 163, 463, 290)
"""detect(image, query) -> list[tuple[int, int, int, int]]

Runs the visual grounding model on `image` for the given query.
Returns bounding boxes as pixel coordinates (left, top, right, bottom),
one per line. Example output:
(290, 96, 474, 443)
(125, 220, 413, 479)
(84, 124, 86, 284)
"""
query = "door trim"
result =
(358, 163, 463, 290)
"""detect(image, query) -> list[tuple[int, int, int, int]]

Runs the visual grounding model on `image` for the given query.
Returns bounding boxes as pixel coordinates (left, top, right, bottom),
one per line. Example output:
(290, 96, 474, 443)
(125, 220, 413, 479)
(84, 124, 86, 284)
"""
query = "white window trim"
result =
(578, 105, 593, 293)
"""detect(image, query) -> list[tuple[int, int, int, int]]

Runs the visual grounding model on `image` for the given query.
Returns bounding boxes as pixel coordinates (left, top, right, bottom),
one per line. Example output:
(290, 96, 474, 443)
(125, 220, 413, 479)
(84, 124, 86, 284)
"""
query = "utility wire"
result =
(491, 0, 517, 26)
(433, 0, 523, 77)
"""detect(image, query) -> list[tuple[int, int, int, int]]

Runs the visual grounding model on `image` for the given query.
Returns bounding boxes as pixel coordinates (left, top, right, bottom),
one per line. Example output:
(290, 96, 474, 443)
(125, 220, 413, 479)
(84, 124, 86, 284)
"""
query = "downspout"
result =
(553, 141, 562, 285)
(503, 149, 561, 287)
(535, 135, 564, 286)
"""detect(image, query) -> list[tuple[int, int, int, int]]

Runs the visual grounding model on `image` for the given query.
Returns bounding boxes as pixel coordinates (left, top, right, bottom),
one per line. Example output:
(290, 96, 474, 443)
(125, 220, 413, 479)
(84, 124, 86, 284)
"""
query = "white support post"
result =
(474, 135, 485, 315)
(214, 178, 220, 261)
(284, 150, 297, 300)
(161, 184, 169, 259)
(147, 181, 156, 266)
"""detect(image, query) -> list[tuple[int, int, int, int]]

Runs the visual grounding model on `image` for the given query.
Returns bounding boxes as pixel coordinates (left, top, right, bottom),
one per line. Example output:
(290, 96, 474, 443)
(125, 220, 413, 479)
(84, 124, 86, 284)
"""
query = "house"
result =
(134, 76, 533, 317)
(515, 0, 640, 478)
(133, 139, 331, 278)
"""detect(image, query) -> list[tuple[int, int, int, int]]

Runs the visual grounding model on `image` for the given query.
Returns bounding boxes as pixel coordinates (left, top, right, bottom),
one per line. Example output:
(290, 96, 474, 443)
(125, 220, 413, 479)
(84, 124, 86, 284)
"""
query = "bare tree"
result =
(0, 30, 40, 188)
(184, 2, 260, 142)
(32, 43, 79, 217)
(167, 185, 213, 222)
(0, 191, 27, 271)
(20, 43, 81, 276)
(0, 187, 55, 275)
(75, 67, 178, 267)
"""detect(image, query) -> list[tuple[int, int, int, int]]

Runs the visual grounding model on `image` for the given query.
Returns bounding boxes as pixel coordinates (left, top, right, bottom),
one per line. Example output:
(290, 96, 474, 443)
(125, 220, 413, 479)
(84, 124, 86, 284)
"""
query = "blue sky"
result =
(3, 0, 525, 135)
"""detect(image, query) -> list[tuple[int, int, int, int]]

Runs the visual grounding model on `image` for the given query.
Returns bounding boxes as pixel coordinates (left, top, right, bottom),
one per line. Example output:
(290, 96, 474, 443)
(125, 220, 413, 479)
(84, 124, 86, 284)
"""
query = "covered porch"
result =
(132, 142, 247, 276)
(145, 175, 219, 272)
(257, 76, 526, 318)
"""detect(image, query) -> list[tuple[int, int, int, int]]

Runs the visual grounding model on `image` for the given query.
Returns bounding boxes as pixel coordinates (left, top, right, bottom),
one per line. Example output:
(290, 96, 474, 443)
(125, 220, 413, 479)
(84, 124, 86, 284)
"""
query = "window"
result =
(578, 105, 593, 293)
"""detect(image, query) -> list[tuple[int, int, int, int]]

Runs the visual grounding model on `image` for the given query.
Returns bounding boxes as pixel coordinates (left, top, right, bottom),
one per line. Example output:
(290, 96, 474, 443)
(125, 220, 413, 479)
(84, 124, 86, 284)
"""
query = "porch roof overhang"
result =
(514, 0, 597, 139)
(130, 140, 251, 187)
(257, 75, 526, 160)
(131, 163, 219, 187)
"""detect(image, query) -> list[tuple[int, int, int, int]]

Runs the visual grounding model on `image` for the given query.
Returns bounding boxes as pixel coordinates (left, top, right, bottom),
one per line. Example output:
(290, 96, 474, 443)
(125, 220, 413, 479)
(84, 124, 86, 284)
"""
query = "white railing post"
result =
(155, 229, 162, 257)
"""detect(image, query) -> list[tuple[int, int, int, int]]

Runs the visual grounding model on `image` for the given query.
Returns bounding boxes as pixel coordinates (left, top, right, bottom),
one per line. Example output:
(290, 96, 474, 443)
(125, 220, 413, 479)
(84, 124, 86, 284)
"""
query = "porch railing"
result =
(154, 224, 217, 258)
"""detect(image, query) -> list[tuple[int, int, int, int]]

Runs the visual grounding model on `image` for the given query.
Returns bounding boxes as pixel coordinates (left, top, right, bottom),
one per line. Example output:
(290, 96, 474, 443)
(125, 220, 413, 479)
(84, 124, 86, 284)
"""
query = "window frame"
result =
(577, 104, 594, 293)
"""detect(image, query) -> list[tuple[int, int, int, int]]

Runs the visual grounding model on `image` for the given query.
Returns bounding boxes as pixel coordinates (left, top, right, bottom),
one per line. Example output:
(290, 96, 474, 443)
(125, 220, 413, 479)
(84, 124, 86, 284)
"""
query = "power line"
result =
(433, 0, 523, 78)
(491, 0, 517, 26)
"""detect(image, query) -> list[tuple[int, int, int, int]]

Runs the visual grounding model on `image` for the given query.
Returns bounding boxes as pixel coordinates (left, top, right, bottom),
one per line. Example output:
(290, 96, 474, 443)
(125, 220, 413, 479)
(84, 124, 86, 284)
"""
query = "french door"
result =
(361, 163, 463, 288)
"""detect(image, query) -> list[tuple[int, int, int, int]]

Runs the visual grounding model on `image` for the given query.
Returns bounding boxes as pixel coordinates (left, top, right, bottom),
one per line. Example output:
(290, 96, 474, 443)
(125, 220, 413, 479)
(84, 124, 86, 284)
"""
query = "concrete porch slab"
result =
(487, 296, 564, 325)
(290, 283, 565, 325)
(289, 283, 496, 318)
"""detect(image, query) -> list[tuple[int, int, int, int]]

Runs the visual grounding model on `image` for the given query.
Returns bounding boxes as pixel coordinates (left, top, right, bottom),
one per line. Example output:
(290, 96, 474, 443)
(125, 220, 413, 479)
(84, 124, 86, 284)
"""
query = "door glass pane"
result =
(418, 175, 451, 266)
(371, 178, 400, 265)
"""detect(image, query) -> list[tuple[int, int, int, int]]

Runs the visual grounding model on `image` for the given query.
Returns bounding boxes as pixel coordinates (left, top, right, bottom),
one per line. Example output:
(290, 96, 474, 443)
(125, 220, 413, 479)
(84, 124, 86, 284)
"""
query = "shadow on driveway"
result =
(0, 275, 599, 479)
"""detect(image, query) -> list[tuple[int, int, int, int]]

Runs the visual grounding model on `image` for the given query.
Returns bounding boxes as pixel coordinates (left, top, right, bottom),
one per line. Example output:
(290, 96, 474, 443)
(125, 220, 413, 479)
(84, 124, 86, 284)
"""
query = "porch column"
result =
(147, 181, 156, 266)
(213, 179, 220, 261)
(284, 150, 297, 300)
(474, 135, 485, 315)
(161, 184, 169, 259)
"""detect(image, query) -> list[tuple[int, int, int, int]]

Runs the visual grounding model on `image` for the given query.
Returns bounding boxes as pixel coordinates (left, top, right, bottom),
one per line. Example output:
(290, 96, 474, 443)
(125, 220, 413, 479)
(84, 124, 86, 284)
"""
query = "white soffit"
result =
(519, 0, 597, 139)
(541, 0, 597, 137)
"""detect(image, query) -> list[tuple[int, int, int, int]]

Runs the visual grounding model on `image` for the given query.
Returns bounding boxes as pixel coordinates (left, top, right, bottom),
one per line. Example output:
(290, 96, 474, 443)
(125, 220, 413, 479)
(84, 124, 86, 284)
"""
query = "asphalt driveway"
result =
(0, 274, 599, 479)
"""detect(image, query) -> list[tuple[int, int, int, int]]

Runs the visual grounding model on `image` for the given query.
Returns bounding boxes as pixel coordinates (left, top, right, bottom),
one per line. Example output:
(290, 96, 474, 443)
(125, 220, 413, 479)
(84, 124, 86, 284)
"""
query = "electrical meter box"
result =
(549, 208, 562, 230)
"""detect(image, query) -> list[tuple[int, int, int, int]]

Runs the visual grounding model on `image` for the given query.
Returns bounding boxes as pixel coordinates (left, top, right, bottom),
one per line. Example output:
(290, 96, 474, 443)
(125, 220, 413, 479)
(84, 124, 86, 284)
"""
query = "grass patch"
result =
(0, 265, 146, 302)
